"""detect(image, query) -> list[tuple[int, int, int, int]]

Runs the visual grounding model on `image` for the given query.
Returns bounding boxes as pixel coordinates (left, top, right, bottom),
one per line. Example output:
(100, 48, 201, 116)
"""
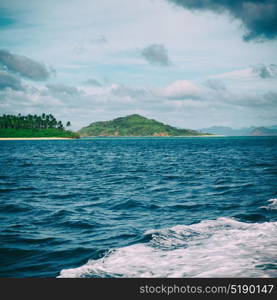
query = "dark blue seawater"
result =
(0, 137, 276, 278)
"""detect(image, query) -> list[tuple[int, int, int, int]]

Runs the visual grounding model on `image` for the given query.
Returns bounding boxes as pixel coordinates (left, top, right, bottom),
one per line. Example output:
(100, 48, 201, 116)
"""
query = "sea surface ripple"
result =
(0, 137, 276, 277)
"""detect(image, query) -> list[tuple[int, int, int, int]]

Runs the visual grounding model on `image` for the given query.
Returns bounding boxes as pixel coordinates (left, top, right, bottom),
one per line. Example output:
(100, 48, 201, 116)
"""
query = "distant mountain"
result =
(198, 126, 252, 136)
(250, 127, 277, 136)
(268, 125, 277, 130)
(199, 125, 277, 136)
(79, 114, 209, 137)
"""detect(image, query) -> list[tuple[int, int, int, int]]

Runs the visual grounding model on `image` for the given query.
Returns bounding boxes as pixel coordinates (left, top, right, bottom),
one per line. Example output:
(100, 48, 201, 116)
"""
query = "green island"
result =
(0, 113, 212, 138)
(78, 114, 210, 137)
(0, 114, 79, 138)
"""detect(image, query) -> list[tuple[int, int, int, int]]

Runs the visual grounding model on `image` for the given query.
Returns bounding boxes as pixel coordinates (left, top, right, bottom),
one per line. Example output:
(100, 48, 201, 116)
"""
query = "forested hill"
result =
(0, 114, 79, 138)
(78, 114, 209, 137)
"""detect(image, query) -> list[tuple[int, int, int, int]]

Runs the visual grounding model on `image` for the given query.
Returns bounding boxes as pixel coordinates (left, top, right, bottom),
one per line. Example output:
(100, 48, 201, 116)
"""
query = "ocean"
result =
(0, 137, 276, 278)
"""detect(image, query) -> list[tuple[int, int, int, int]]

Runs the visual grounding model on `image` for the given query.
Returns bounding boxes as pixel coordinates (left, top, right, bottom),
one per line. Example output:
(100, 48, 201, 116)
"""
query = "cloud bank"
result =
(1, 77, 276, 130)
(46, 83, 81, 97)
(0, 71, 23, 91)
(0, 49, 52, 81)
(166, 0, 277, 41)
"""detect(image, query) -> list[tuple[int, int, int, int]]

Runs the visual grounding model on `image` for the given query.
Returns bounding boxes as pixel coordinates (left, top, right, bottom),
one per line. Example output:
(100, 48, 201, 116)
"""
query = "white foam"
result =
(260, 199, 277, 210)
(58, 217, 277, 278)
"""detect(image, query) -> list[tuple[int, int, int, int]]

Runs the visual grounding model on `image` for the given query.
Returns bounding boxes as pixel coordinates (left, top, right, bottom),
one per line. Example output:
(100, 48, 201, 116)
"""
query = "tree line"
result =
(0, 113, 71, 130)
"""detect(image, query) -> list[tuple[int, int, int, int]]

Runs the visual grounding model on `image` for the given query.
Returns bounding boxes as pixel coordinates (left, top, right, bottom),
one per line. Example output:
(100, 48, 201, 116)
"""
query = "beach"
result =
(0, 137, 75, 140)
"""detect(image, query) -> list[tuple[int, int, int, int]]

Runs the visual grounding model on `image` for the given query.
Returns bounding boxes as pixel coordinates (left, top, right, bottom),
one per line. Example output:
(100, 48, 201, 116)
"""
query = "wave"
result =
(260, 199, 277, 210)
(0, 203, 32, 213)
(58, 217, 277, 278)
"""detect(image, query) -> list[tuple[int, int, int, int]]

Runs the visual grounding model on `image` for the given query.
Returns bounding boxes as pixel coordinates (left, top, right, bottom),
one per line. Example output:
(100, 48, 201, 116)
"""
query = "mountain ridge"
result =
(199, 125, 277, 136)
(250, 127, 277, 136)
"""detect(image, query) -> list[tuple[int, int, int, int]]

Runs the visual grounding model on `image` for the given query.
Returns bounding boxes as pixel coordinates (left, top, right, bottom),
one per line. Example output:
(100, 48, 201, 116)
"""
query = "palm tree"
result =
(46, 115, 50, 129)
(57, 121, 64, 130)
(0, 113, 70, 131)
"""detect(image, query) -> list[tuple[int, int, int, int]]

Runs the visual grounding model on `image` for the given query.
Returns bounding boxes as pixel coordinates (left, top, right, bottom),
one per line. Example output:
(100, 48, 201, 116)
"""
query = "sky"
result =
(0, 0, 277, 130)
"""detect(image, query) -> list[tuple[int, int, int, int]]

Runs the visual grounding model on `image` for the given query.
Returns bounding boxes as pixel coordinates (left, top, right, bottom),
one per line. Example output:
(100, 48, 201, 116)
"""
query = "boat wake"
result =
(58, 217, 277, 278)
(260, 199, 277, 210)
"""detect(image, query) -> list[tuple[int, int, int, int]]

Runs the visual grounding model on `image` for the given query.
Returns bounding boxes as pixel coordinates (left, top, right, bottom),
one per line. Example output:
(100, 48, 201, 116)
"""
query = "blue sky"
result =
(0, 0, 277, 130)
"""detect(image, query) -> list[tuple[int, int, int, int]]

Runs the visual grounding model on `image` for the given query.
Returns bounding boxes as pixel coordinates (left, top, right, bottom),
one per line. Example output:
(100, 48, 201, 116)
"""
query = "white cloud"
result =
(161, 80, 202, 99)
(212, 68, 255, 81)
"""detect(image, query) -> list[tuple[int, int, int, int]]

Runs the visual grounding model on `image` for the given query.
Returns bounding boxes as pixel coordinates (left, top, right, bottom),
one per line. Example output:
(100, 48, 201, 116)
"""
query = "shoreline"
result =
(0, 137, 76, 140)
(81, 135, 225, 138)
